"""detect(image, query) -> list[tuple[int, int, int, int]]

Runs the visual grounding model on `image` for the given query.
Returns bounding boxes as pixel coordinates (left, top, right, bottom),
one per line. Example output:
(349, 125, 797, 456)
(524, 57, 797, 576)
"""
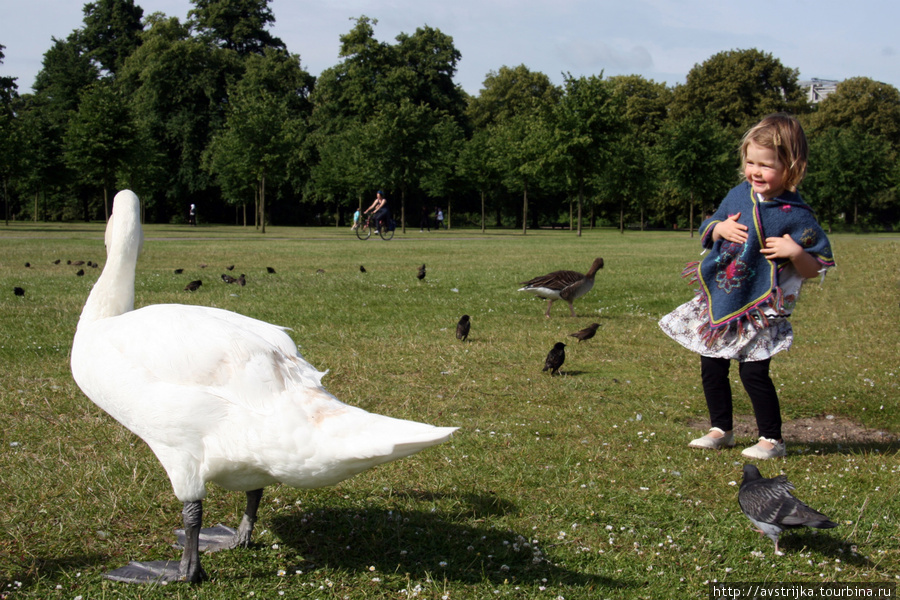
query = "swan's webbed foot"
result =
(175, 489, 263, 553)
(104, 559, 205, 584)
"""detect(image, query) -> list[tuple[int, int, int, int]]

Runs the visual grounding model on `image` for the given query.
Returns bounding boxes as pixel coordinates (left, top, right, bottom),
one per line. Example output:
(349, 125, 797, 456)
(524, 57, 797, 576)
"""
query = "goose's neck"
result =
(77, 225, 141, 327)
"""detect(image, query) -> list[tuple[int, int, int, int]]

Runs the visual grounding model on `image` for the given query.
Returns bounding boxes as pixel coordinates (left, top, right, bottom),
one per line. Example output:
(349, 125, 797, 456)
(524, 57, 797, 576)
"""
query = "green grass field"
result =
(1, 221, 897, 599)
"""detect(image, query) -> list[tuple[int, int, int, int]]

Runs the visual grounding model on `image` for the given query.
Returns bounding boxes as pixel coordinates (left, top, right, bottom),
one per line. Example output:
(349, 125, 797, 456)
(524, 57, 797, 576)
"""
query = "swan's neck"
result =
(77, 218, 141, 327)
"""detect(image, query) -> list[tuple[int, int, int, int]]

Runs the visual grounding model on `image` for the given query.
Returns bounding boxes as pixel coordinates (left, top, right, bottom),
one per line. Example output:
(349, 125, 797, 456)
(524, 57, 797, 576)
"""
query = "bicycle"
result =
(355, 213, 395, 240)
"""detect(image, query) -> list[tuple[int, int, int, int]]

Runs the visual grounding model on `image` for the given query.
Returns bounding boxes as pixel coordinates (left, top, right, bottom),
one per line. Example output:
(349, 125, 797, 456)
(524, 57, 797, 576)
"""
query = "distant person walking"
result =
(435, 207, 444, 230)
(188, 203, 197, 226)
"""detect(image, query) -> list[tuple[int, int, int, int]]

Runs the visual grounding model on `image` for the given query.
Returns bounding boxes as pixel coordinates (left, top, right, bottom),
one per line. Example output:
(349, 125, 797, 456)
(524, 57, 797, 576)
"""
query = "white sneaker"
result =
(688, 427, 735, 450)
(741, 437, 786, 459)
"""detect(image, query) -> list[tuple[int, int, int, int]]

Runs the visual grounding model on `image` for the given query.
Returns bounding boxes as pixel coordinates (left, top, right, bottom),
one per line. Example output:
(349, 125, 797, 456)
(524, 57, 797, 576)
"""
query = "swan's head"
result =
(106, 190, 144, 258)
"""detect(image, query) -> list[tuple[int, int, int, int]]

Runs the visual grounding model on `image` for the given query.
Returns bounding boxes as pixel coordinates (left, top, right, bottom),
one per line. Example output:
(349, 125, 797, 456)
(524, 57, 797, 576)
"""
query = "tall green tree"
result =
(189, 0, 285, 56)
(0, 46, 18, 224)
(657, 114, 734, 235)
(671, 48, 807, 131)
(806, 77, 900, 150)
(80, 0, 144, 76)
(551, 73, 624, 236)
(63, 79, 136, 220)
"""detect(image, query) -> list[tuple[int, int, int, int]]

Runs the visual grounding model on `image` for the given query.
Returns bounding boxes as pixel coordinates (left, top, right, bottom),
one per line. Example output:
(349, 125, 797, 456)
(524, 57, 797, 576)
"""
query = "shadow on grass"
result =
(777, 531, 874, 566)
(790, 441, 899, 457)
(270, 493, 631, 591)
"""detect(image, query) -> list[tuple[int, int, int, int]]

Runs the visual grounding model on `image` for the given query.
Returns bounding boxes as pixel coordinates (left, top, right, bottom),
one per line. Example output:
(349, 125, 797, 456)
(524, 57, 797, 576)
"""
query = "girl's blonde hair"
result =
(740, 113, 809, 192)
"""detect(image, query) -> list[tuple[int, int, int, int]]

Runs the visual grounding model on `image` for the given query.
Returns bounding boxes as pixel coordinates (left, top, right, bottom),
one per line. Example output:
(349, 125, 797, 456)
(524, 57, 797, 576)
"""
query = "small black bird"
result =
(266, 267, 276, 274)
(14, 287, 25, 297)
(237, 274, 246, 286)
(569, 323, 600, 342)
(221, 274, 237, 284)
(542, 342, 566, 375)
(456, 315, 470, 341)
(738, 464, 838, 555)
(417, 264, 426, 280)
(53, 259, 61, 265)
(92, 262, 99, 268)
(360, 265, 367, 273)
(184, 279, 203, 292)
(174, 268, 184, 274)
(86, 261, 93, 267)
(226, 265, 235, 271)
(76, 269, 85, 276)
(24, 262, 30, 268)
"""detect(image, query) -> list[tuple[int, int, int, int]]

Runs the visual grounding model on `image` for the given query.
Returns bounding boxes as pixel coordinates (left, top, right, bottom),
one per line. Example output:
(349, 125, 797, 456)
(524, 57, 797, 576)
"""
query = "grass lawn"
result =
(1, 220, 898, 599)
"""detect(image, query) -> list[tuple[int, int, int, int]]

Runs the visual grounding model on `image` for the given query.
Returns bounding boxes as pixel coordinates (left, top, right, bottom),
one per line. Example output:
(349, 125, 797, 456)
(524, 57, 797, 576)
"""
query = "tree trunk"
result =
(689, 189, 695, 238)
(521, 181, 528, 235)
(569, 200, 573, 231)
(104, 187, 109, 222)
(260, 174, 266, 234)
(619, 200, 624, 234)
(640, 206, 645, 232)
(481, 190, 486, 233)
(401, 187, 406, 234)
(447, 198, 451, 230)
(577, 177, 584, 237)
(3, 178, 8, 226)
(33, 190, 38, 222)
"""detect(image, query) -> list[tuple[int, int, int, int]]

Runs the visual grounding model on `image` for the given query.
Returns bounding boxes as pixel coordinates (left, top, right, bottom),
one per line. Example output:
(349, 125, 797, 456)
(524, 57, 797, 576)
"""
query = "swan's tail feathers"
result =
(386, 425, 458, 460)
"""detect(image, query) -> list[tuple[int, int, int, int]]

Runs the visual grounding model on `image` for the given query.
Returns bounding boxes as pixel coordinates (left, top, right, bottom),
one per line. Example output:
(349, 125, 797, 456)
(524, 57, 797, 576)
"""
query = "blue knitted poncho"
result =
(683, 182, 835, 343)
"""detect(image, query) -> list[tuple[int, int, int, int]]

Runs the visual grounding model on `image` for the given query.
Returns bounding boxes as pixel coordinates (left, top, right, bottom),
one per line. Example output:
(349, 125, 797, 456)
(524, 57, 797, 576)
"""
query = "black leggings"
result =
(700, 356, 781, 440)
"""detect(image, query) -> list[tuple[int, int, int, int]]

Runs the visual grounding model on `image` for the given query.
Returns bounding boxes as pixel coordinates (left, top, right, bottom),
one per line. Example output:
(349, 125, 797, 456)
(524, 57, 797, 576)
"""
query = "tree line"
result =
(2, 0, 899, 233)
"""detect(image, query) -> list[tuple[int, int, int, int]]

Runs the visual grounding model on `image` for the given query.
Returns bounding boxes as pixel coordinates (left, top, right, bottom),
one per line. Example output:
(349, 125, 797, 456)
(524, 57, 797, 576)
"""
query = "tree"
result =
(552, 73, 624, 236)
(0, 45, 18, 224)
(806, 77, 900, 150)
(189, 0, 285, 56)
(658, 114, 734, 235)
(804, 126, 894, 228)
(63, 79, 136, 220)
(80, 0, 144, 76)
(671, 48, 808, 131)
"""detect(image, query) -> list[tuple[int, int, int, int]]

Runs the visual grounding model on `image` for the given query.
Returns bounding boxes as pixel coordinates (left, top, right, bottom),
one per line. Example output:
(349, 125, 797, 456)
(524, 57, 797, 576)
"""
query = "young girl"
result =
(659, 113, 835, 460)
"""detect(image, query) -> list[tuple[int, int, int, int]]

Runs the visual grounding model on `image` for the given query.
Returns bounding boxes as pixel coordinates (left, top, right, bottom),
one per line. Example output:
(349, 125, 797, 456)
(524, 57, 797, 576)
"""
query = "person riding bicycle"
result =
(364, 191, 391, 233)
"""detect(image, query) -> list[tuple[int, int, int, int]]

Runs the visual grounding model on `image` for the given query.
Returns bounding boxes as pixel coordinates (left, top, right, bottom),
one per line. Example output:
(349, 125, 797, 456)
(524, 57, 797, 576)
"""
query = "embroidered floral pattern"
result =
(799, 227, 817, 248)
(713, 242, 754, 294)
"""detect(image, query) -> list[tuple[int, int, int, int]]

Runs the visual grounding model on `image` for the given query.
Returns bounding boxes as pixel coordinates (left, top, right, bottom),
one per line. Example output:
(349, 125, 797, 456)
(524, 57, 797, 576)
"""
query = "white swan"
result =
(71, 190, 457, 583)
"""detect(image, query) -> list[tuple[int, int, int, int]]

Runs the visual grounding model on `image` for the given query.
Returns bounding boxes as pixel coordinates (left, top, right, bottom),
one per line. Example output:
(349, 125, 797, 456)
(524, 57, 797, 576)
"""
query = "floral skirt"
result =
(658, 296, 792, 361)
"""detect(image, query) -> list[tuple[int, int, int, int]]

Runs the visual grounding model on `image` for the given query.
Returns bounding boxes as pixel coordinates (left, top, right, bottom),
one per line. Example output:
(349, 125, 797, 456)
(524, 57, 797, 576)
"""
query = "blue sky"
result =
(2, 0, 898, 96)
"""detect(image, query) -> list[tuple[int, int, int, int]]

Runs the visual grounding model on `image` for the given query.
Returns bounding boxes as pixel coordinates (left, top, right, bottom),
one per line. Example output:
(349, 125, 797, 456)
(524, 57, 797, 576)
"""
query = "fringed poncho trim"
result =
(682, 182, 835, 345)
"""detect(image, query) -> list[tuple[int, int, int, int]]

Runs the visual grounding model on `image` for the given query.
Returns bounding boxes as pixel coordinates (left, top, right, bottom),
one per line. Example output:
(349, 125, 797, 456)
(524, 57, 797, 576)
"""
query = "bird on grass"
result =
(569, 323, 600, 342)
(417, 264, 426, 280)
(70, 190, 457, 584)
(76, 269, 85, 277)
(184, 280, 202, 292)
(518, 257, 604, 318)
(53, 259, 61, 265)
(221, 274, 237, 284)
(226, 265, 235, 271)
(24, 262, 30, 268)
(360, 265, 367, 273)
(14, 287, 25, 297)
(266, 267, 276, 274)
(69, 260, 85, 266)
(174, 268, 184, 274)
(543, 342, 566, 375)
(738, 464, 838, 555)
(237, 274, 246, 287)
(456, 315, 470, 341)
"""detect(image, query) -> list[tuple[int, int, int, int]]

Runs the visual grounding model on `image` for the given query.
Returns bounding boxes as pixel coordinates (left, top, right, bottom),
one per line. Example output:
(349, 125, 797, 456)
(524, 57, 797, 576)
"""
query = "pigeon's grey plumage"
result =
(542, 342, 566, 375)
(456, 315, 470, 341)
(738, 464, 838, 554)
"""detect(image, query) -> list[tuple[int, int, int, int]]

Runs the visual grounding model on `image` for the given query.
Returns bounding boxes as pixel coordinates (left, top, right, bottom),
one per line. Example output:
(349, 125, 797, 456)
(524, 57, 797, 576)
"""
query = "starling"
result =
(199, 264, 208, 269)
(76, 269, 85, 276)
(53, 259, 61, 265)
(266, 267, 276, 274)
(542, 342, 566, 375)
(518, 257, 604, 318)
(184, 279, 202, 292)
(237, 274, 246, 286)
(24, 262, 30, 268)
(738, 464, 838, 555)
(417, 264, 426, 280)
(221, 274, 237, 284)
(456, 315, 471, 341)
(174, 268, 184, 274)
(226, 265, 235, 271)
(360, 265, 367, 273)
(14, 286, 25, 297)
(316, 268, 325, 274)
(569, 323, 600, 342)
(86, 261, 93, 267)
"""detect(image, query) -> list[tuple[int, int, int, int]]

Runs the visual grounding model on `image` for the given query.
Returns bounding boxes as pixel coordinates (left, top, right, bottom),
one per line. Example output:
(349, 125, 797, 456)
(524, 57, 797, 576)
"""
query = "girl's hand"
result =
(713, 213, 748, 243)
(762, 234, 822, 278)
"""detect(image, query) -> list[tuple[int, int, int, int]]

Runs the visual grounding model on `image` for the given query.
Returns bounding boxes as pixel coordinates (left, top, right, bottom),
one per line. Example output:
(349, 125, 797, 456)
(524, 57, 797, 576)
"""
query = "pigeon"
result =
(266, 267, 276, 274)
(14, 287, 25, 297)
(456, 315, 470, 341)
(76, 269, 85, 276)
(542, 342, 566, 375)
(417, 264, 426, 280)
(360, 265, 367, 273)
(184, 280, 203, 292)
(569, 323, 600, 342)
(519, 257, 604, 318)
(738, 464, 838, 555)
(174, 268, 184, 274)
(221, 274, 237, 284)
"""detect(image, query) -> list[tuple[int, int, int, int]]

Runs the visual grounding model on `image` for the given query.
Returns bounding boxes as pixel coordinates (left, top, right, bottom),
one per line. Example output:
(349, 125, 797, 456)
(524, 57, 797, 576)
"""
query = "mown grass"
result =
(0, 221, 897, 599)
